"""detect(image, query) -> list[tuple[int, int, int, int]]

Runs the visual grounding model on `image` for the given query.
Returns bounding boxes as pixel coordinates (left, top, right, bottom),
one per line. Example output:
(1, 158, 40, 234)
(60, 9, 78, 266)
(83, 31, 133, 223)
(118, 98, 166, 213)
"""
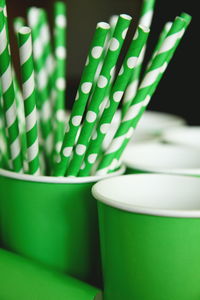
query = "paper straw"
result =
(66, 14, 132, 176)
(0, 92, 9, 168)
(94, 15, 118, 83)
(146, 22, 172, 68)
(28, 8, 53, 159)
(18, 27, 40, 175)
(53, 21, 110, 176)
(0, 9, 23, 172)
(97, 15, 119, 118)
(79, 25, 150, 176)
(122, 0, 156, 116)
(53, 1, 67, 162)
(39, 9, 56, 104)
(14, 17, 26, 34)
(12, 68, 27, 167)
(96, 16, 190, 175)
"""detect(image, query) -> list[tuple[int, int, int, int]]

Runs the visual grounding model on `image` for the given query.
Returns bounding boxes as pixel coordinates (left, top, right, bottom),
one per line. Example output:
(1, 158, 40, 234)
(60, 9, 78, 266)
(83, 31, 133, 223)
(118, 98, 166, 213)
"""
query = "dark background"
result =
(6, 0, 197, 124)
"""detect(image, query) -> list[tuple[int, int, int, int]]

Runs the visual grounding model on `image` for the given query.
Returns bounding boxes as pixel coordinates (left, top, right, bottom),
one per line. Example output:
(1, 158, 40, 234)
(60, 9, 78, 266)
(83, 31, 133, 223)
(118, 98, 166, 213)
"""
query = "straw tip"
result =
(120, 14, 132, 21)
(97, 22, 110, 30)
(18, 26, 31, 35)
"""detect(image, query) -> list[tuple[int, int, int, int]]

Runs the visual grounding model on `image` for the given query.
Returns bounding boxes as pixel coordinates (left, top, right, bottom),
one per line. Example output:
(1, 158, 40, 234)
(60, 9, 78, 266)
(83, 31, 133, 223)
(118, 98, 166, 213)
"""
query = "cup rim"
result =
(162, 126, 200, 147)
(122, 142, 200, 175)
(92, 174, 200, 218)
(0, 165, 125, 184)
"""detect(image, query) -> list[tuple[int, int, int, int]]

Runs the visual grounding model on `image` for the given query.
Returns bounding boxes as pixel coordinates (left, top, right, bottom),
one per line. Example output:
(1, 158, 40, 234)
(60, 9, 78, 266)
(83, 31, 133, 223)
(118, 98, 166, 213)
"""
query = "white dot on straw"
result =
(56, 141, 62, 153)
(119, 66, 124, 76)
(88, 154, 97, 164)
(109, 38, 120, 51)
(85, 57, 89, 66)
(56, 78, 66, 91)
(86, 111, 97, 123)
(127, 57, 138, 69)
(63, 147, 73, 157)
(56, 46, 66, 59)
(81, 82, 92, 94)
(122, 28, 128, 39)
(100, 123, 110, 134)
(72, 116, 82, 126)
(110, 66, 115, 77)
(97, 75, 108, 88)
(75, 91, 79, 101)
(113, 91, 123, 102)
(91, 131, 98, 140)
(56, 15, 67, 28)
(80, 162, 86, 170)
(105, 100, 110, 109)
(56, 109, 65, 122)
(76, 144, 86, 155)
(91, 46, 103, 59)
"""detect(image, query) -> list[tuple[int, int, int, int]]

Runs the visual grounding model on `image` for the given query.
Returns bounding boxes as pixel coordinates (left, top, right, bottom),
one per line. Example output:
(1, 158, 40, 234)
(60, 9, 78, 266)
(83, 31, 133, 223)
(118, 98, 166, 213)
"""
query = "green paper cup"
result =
(162, 126, 200, 149)
(0, 166, 124, 287)
(122, 142, 200, 176)
(0, 248, 102, 300)
(92, 174, 200, 300)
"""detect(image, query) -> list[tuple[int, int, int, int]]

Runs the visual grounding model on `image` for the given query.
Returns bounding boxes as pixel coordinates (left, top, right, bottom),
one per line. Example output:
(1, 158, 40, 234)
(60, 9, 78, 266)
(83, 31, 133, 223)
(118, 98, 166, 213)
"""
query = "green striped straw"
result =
(0, 8, 23, 172)
(18, 27, 40, 175)
(122, 0, 156, 116)
(28, 8, 53, 159)
(146, 22, 172, 69)
(66, 14, 132, 176)
(0, 92, 9, 168)
(96, 15, 190, 175)
(53, 1, 67, 162)
(14, 17, 26, 34)
(1, 1, 25, 169)
(53, 21, 110, 176)
(39, 9, 56, 105)
(79, 24, 150, 176)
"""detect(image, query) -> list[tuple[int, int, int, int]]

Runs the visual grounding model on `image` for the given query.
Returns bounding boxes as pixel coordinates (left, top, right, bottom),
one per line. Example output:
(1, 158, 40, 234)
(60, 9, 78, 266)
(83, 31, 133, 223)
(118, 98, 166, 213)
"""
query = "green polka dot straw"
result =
(122, 0, 156, 116)
(53, 21, 110, 176)
(66, 14, 132, 176)
(96, 15, 191, 175)
(0, 8, 23, 172)
(18, 27, 41, 175)
(53, 1, 67, 162)
(79, 24, 150, 176)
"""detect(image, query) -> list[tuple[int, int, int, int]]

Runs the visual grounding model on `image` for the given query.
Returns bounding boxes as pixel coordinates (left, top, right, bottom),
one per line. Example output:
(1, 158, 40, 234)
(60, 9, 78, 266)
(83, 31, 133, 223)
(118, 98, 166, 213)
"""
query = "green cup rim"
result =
(92, 174, 200, 218)
(0, 165, 125, 184)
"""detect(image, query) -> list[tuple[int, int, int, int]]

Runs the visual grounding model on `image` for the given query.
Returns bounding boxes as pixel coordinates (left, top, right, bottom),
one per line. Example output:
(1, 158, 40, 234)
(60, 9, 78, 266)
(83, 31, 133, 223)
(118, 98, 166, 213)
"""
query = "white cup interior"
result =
(162, 126, 200, 149)
(137, 111, 186, 134)
(122, 142, 200, 174)
(92, 174, 200, 218)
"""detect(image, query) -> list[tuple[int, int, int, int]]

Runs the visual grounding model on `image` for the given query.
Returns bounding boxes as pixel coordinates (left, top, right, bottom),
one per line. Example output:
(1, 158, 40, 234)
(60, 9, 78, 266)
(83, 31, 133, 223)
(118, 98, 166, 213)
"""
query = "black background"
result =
(7, 0, 197, 124)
